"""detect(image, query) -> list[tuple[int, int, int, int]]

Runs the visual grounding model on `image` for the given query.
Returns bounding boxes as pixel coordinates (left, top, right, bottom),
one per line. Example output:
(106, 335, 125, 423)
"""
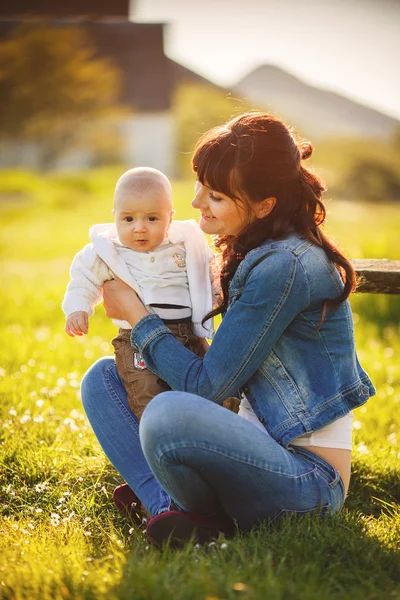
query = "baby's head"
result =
(114, 167, 174, 252)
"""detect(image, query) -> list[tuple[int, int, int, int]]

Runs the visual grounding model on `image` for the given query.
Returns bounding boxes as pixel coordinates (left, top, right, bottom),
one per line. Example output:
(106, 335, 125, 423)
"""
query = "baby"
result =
(62, 167, 218, 419)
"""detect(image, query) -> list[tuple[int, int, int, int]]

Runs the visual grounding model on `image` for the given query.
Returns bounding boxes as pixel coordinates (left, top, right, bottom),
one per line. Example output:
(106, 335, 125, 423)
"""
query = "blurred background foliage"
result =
(0, 24, 125, 169)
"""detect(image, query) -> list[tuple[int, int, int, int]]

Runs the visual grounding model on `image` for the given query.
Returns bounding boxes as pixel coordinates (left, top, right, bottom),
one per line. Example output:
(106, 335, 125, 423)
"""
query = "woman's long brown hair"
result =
(192, 112, 356, 324)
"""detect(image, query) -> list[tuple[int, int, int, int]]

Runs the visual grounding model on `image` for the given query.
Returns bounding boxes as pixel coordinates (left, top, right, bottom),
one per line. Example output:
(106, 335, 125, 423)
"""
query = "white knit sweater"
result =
(62, 220, 219, 338)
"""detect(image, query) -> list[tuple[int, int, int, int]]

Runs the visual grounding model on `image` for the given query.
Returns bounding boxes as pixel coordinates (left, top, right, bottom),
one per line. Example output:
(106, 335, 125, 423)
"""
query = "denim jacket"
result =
(131, 232, 375, 448)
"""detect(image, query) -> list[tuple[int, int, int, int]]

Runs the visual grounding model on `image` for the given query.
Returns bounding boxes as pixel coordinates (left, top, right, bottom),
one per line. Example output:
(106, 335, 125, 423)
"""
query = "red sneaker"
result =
(113, 484, 145, 525)
(146, 510, 234, 548)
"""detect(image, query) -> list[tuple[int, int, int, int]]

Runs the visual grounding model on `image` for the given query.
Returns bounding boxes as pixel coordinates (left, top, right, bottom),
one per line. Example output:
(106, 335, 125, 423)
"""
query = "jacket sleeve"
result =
(62, 244, 114, 318)
(131, 249, 310, 403)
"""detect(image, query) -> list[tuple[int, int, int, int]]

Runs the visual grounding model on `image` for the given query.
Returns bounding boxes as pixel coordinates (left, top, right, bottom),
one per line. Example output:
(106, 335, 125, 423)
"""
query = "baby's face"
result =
(114, 188, 174, 252)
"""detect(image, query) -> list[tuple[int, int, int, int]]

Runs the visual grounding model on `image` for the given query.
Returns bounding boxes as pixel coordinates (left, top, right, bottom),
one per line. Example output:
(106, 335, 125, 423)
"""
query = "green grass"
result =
(0, 170, 399, 600)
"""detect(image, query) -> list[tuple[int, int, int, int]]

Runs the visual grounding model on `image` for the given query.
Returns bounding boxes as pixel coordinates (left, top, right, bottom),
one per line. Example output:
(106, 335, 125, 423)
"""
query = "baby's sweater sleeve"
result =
(62, 243, 114, 318)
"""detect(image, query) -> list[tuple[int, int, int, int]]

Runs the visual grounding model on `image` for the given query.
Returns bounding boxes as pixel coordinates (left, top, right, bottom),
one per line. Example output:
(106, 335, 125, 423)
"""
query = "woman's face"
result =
(192, 181, 254, 236)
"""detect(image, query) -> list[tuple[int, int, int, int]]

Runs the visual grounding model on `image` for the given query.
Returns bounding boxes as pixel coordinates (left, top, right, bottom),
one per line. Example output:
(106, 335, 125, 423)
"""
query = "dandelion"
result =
(357, 443, 370, 456)
(35, 481, 49, 493)
(63, 418, 79, 432)
(70, 409, 84, 420)
(35, 508, 43, 513)
(27, 359, 36, 367)
(220, 543, 228, 549)
(232, 582, 247, 593)
(8, 408, 17, 416)
(36, 372, 46, 380)
(67, 372, 79, 380)
(20, 415, 31, 424)
(84, 517, 92, 523)
(34, 415, 44, 423)
(35, 328, 49, 342)
(36, 399, 45, 407)
(50, 513, 61, 527)
(57, 378, 67, 387)
(84, 531, 92, 536)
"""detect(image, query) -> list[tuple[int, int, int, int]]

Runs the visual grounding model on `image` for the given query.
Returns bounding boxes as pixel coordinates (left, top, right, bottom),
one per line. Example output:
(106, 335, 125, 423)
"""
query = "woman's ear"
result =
(255, 197, 276, 219)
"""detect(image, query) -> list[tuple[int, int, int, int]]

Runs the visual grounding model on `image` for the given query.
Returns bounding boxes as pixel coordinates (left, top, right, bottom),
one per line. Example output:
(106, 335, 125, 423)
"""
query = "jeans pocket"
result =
(315, 462, 342, 489)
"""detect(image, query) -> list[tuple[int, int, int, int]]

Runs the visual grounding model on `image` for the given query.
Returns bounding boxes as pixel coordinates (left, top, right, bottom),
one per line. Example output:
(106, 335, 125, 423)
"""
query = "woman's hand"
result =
(102, 277, 149, 327)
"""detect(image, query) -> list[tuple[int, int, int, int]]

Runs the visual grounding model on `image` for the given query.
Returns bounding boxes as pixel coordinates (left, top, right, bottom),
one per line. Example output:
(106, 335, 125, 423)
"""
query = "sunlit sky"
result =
(132, 0, 400, 120)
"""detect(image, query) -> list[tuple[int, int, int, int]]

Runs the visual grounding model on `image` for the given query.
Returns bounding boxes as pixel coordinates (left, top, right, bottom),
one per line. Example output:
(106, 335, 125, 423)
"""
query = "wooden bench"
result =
(352, 259, 400, 294)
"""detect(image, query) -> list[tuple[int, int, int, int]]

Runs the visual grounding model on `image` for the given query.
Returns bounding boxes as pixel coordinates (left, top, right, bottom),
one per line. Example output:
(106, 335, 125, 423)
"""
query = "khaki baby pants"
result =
(111, 322, 208, 421)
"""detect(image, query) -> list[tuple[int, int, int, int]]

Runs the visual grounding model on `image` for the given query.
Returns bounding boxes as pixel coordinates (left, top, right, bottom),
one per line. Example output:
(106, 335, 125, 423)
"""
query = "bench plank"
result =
(352, 259, 400, 294)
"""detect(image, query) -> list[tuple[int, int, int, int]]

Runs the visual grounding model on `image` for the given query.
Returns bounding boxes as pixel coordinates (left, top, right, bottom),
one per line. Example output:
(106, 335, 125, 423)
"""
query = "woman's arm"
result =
(129, 249, 310, 404)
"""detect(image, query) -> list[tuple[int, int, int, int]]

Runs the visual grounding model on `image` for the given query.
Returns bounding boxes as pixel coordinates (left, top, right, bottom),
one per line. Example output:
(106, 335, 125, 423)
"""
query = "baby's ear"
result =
(169, 209, 176, 224)
(111, 208, 115, 215)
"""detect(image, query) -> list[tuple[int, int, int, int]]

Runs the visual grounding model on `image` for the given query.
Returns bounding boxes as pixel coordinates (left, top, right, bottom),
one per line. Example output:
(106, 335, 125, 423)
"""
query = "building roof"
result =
(0, 0, 130, 19)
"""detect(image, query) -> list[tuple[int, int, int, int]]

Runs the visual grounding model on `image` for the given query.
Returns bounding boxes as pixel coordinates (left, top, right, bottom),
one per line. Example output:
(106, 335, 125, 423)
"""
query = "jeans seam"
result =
(156, 442, 317, 480)
(103, 362, 139, 429)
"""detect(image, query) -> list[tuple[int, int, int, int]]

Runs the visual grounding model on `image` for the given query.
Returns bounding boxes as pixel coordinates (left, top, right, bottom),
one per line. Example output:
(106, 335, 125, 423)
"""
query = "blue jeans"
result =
(81, 358, 345, 530)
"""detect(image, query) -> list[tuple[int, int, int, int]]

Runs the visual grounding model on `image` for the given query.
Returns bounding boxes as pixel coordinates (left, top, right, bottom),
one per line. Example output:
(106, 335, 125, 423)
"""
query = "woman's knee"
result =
(80, 357, 115, 411)
(139, 391, 198, 448)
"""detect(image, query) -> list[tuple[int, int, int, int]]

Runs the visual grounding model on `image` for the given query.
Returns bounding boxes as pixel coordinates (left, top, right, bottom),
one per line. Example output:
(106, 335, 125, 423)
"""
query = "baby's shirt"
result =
(115, 237, 191, 319)
(62, 220, 218, 338)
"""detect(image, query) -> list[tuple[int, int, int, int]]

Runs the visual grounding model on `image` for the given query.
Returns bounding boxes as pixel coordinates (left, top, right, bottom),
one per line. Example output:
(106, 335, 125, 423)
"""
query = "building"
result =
(0, 1, 223, 174)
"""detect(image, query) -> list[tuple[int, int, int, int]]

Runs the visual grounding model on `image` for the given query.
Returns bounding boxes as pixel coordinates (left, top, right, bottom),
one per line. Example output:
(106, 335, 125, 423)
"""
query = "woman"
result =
(81, 112, 375, 547)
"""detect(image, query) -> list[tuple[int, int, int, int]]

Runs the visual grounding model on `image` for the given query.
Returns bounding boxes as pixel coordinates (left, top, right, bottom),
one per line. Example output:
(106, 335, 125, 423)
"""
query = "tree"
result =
(344, 158, 400, 202)
(172, 83, 251, 176)
(0, 24, 123, 168)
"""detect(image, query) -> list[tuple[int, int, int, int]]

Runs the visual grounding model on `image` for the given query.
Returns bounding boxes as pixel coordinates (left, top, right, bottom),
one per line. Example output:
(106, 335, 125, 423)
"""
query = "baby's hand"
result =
(65, 311, 89, 337)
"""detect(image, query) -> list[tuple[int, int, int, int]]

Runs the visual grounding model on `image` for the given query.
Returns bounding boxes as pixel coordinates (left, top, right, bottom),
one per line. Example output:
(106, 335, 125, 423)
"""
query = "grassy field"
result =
(0, 169, 399, 600)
